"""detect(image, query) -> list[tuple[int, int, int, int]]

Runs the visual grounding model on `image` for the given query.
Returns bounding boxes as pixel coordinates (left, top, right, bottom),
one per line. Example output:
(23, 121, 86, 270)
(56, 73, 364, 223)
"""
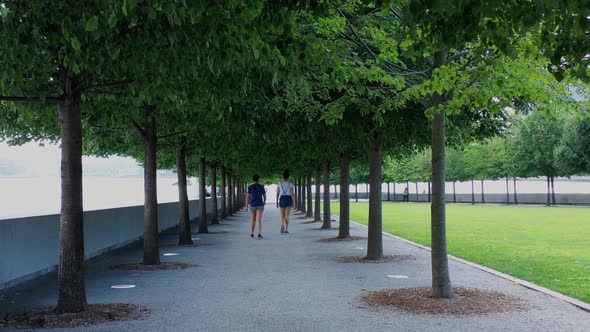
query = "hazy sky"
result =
(0, 140, 144, 177)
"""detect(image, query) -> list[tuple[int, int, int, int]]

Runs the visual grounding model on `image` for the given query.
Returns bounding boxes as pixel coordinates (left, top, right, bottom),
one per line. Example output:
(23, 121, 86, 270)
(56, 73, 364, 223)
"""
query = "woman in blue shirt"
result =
(276, 169, 296, 234)
(246, 174, 266, 239)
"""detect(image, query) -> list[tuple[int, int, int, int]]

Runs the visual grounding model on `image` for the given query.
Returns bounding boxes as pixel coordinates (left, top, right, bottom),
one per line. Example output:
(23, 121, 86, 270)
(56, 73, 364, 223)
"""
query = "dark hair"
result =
(283, 169, 290, 180)
(253, 174, 260, 182)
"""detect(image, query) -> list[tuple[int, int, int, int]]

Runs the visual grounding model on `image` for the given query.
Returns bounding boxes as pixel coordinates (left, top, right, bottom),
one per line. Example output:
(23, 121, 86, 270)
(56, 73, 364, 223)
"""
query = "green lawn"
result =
(332, 202, 590, 303)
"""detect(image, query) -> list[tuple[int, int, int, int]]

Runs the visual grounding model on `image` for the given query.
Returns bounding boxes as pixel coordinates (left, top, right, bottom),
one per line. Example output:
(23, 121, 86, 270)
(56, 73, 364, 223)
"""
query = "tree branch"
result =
(185, 144, 200, 153)
(82, 90, 124, 95)
(0, 95, 63, 104)
(158, 143, 175, 148)
(81, 79, 134, 92)
(337, 14, 426, 86)
(91, 125, 129, 132)
(158, 130, 187, 140)
(129, 116, 145, 138)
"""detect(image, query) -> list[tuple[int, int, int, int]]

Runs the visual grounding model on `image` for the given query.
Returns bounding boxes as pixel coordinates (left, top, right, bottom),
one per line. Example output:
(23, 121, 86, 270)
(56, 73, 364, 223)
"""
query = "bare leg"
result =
(284, 206, 291, 232)
(280, 207, 286, 227)
(256, 210, 263, 235)
(250, 210, 256, 235)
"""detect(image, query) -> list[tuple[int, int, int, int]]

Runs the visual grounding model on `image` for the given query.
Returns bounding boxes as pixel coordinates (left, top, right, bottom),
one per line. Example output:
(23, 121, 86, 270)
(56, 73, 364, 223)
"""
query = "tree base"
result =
(1, 303, 148, 329)
(317, 236, 366, 243)
(177, 239, 194, 246)
(336, 255, 414, 263)
(360, 287, 527, 315)
(110, 262, 196, 271)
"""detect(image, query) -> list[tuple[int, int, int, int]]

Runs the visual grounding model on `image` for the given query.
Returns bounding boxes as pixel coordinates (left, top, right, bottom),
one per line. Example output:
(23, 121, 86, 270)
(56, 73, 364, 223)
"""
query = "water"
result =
(0, 176, 200, 219)
(1, 176, 589, 220)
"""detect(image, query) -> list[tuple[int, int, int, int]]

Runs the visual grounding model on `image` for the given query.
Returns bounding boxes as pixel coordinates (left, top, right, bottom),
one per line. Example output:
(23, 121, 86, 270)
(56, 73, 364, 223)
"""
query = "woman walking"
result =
(276, 169, 296, 234)
(246, 174, 266, 239)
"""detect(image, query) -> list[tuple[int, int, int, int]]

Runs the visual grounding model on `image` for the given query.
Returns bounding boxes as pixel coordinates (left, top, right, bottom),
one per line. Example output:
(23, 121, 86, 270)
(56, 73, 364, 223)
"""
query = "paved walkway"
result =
(1, 206, 588, 331)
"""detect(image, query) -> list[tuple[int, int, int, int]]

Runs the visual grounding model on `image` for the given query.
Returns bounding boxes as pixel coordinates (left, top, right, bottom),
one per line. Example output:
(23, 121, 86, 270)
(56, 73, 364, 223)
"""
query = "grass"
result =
(331, 202, 590, 303)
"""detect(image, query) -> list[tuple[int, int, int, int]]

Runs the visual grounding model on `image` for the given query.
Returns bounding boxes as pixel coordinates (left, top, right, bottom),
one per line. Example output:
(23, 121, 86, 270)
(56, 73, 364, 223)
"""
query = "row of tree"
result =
(1, 0, 588, 314)
(381, 110, 590, 205)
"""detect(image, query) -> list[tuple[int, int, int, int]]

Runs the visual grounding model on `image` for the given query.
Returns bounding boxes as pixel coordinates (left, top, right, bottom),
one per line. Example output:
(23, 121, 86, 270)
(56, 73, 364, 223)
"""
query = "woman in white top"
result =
(276, 169, 296, 234)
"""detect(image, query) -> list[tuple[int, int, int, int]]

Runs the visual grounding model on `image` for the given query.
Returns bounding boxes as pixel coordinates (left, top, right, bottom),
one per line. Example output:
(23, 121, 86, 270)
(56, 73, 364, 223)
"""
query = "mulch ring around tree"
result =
(109, 262, 196, 271)
(336, 255, 414, 263)
(317, 236, 367, 243)
(0, 303, 149, 329)
(360, 287, 528, 315)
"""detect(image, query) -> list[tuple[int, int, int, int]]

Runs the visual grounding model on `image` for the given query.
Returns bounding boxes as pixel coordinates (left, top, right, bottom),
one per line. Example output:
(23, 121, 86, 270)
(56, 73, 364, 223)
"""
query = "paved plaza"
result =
(0, 206, 588, 331)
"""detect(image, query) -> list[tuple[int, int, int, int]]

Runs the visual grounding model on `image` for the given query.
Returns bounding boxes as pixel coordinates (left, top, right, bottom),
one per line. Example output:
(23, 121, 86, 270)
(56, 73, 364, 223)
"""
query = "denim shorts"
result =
(279, 195, 293, 208)
(250, 206, 265, 213)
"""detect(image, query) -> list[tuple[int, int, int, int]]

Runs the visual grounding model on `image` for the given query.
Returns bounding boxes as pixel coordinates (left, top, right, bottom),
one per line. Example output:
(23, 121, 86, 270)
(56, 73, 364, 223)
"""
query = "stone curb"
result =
(339, 216, 590, 313)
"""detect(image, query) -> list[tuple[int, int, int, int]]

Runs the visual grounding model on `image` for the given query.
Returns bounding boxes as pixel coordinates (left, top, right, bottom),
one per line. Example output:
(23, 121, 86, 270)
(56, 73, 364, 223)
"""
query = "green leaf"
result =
(122, 0, 128, 17)
(70, 37, 81, 51)
(85, 16, 99, 32)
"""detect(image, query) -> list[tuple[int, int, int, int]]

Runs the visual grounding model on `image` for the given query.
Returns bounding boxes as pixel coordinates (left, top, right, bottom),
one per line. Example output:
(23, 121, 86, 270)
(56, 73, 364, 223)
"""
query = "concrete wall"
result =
(377, 193, 590, 205)
(0, 198, 221, 290)
(319, 192, 590, 205)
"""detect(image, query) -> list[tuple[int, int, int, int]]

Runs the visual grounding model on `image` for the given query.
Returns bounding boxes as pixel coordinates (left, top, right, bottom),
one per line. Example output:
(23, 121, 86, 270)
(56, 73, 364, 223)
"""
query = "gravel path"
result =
(1, 205, 588, 331)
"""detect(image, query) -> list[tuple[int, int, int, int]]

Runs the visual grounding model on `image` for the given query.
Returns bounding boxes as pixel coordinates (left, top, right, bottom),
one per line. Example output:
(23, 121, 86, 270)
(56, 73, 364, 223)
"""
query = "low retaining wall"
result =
(0, 198, 220, 290)
(322, 193, 590, 205)
(379, 193, 590, 205)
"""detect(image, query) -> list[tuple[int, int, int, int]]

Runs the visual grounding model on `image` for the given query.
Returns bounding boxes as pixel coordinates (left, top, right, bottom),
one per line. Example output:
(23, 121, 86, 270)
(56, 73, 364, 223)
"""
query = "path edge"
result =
(341, 216, 590, 313)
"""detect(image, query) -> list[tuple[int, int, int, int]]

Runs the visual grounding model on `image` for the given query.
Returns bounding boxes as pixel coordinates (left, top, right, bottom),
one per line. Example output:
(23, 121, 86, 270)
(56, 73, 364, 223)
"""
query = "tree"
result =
(508, 111, 564, 205)
(0, 0, 182, 312)
(555, 115, 590, 176)
(445, 148, 469, 203)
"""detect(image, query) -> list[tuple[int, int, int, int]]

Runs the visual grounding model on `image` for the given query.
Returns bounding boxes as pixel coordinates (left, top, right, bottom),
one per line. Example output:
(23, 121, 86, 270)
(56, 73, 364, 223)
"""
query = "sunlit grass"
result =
(332, 202, 590, 303)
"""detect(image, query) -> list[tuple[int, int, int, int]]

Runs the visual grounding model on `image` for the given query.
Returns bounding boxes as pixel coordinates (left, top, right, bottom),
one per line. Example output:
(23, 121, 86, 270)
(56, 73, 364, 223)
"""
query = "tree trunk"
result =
(367, 129, 383, 260)
(239, 179, 243, 210)
(366, 183, 369, 199)
(314, 166, 321, 222)
(355, 184, 358, 202)
(142, 106, 160, 265)
(234, 176, 239, 212)
(177, 142, 192, 245)
(211, 165, 219, 224)
(481, 179, 485, 204)
(236, 179, 240, 210)
(322, 161, 332, 229)
(452, 181, 456, 203)
(393, 183, 396, 201)
(221, 167, 227, 219)
(513, 177, 518, 205)
(306, 169, 313, 217)
(428, 181, 431, 203)
(505, 177, 510, 204)
(56, 72, 87, 313)
(238, 178, 242, 210)
(415, 182, 419, 201)
(387, 182, 390, 201)
(334, 184, 338, 199)
(293, 178, 298, 210)
(199, 158, 208, 233)
(430, 49, 453, 298)
(551, 176, 556, 205)
(301, 176, 306, 213)
(471, 179, 475, 205)
(227, 173, 234, 216)
(546, 176, 551, 206)
(302, 179, 305, 210)
(338, 151, 351, 239)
